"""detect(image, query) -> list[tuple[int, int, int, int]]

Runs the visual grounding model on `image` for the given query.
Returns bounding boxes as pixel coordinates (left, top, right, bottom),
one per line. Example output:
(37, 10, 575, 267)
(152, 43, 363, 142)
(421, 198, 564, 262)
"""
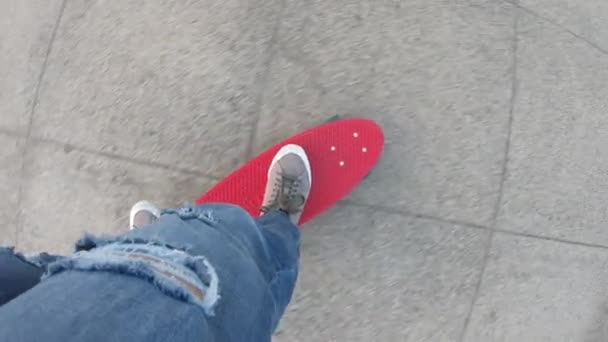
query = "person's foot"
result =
(129, 200, 161, 230)
(261, 144, 312, 225)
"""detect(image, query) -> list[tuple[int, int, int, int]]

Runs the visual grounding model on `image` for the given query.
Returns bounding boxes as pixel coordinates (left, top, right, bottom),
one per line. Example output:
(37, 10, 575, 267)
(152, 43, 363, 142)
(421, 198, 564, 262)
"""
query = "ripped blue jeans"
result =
(0, 204, 300, 342)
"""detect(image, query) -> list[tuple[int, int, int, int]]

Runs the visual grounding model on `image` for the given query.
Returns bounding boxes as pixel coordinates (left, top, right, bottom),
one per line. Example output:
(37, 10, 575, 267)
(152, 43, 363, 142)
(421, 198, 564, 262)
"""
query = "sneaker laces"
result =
(261, 173, 305, 214)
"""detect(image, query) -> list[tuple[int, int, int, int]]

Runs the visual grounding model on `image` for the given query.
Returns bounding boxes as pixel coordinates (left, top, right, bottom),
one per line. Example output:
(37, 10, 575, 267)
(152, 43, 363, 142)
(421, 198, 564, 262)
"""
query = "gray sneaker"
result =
(261, 144, 312, 225)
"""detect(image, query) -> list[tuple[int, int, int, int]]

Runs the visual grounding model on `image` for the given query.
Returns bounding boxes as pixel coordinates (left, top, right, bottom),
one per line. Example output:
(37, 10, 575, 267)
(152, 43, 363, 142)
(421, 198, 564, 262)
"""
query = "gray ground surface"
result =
(3, 0, 608, 341)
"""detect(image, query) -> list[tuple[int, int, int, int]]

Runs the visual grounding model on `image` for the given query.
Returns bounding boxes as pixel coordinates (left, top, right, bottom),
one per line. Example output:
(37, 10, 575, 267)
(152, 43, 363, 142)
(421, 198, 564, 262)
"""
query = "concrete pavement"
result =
(3, 0, 608, 340)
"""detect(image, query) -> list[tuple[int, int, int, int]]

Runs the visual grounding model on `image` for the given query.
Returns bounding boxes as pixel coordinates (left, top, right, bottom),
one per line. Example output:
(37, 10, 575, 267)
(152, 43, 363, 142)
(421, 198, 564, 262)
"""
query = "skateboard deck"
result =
(196, 118, 384, 225)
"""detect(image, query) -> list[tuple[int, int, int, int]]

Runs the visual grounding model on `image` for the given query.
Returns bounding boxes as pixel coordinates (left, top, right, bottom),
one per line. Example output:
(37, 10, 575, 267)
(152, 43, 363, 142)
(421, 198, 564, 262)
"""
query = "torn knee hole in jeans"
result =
(46, 241, 221, 315)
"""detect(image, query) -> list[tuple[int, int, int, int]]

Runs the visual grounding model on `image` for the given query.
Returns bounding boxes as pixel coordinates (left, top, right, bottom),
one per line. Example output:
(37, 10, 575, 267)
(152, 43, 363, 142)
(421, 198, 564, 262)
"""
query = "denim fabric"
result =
(0, 248, 62, 306)
(0, 204, 300, 342)
(0, 248, 43, 306)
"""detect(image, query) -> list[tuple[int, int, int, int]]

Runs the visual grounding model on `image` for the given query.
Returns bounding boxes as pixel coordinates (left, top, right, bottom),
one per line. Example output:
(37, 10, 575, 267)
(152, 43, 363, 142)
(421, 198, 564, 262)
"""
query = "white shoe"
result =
(129, 200, 161, 230)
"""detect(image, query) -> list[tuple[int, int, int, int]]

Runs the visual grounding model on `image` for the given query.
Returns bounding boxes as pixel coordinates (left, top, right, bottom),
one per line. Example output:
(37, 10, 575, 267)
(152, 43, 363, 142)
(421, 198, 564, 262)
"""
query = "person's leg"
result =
(0, 205, 299, 342)
(254, 209, 301, 328)
(0, 199, 159, 307)
(0, 144, 309, 342)
(0, 247, 43, 306)
(121, 202, 301, 335)
(0, 247, 61, 306)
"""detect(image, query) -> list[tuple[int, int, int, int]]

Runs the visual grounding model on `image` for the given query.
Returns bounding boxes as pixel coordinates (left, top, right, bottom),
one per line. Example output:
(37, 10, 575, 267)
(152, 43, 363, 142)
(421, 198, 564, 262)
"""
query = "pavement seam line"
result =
(338, 199, 608, 250)
(505, 0, 608, 56)
(243, 0, 288, 161)
(341, 200, 608, 251)
(340, 199, 488, 230)
(14, 0, 68, 247)
(30, 135, 221, 180)
(0, 128, 25, 139)
(491, 228, 608, 251)
(458, 6, 519, 341)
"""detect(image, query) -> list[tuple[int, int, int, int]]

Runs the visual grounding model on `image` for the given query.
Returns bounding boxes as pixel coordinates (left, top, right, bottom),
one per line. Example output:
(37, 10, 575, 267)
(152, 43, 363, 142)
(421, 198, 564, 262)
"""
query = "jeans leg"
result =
(0, 247, 63, 306)
(125, 204, 300, 332)
(0, 247, 43, 306)
(254, 210, 301, 329)
(0, 204, 300, 342)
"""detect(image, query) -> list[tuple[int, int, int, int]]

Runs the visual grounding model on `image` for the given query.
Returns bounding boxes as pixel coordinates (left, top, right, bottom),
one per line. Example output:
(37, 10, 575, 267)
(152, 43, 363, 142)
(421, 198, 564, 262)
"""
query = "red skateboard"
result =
(196, 118, 384, 225)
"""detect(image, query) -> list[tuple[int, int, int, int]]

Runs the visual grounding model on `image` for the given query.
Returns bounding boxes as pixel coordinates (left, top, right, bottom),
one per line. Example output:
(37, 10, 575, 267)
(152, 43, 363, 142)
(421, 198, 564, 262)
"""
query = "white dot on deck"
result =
(353, 132, 359, 138)
(362, 147, 367, 152)
(339, 161, 345, 166)
(330, 146, 336, 151)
